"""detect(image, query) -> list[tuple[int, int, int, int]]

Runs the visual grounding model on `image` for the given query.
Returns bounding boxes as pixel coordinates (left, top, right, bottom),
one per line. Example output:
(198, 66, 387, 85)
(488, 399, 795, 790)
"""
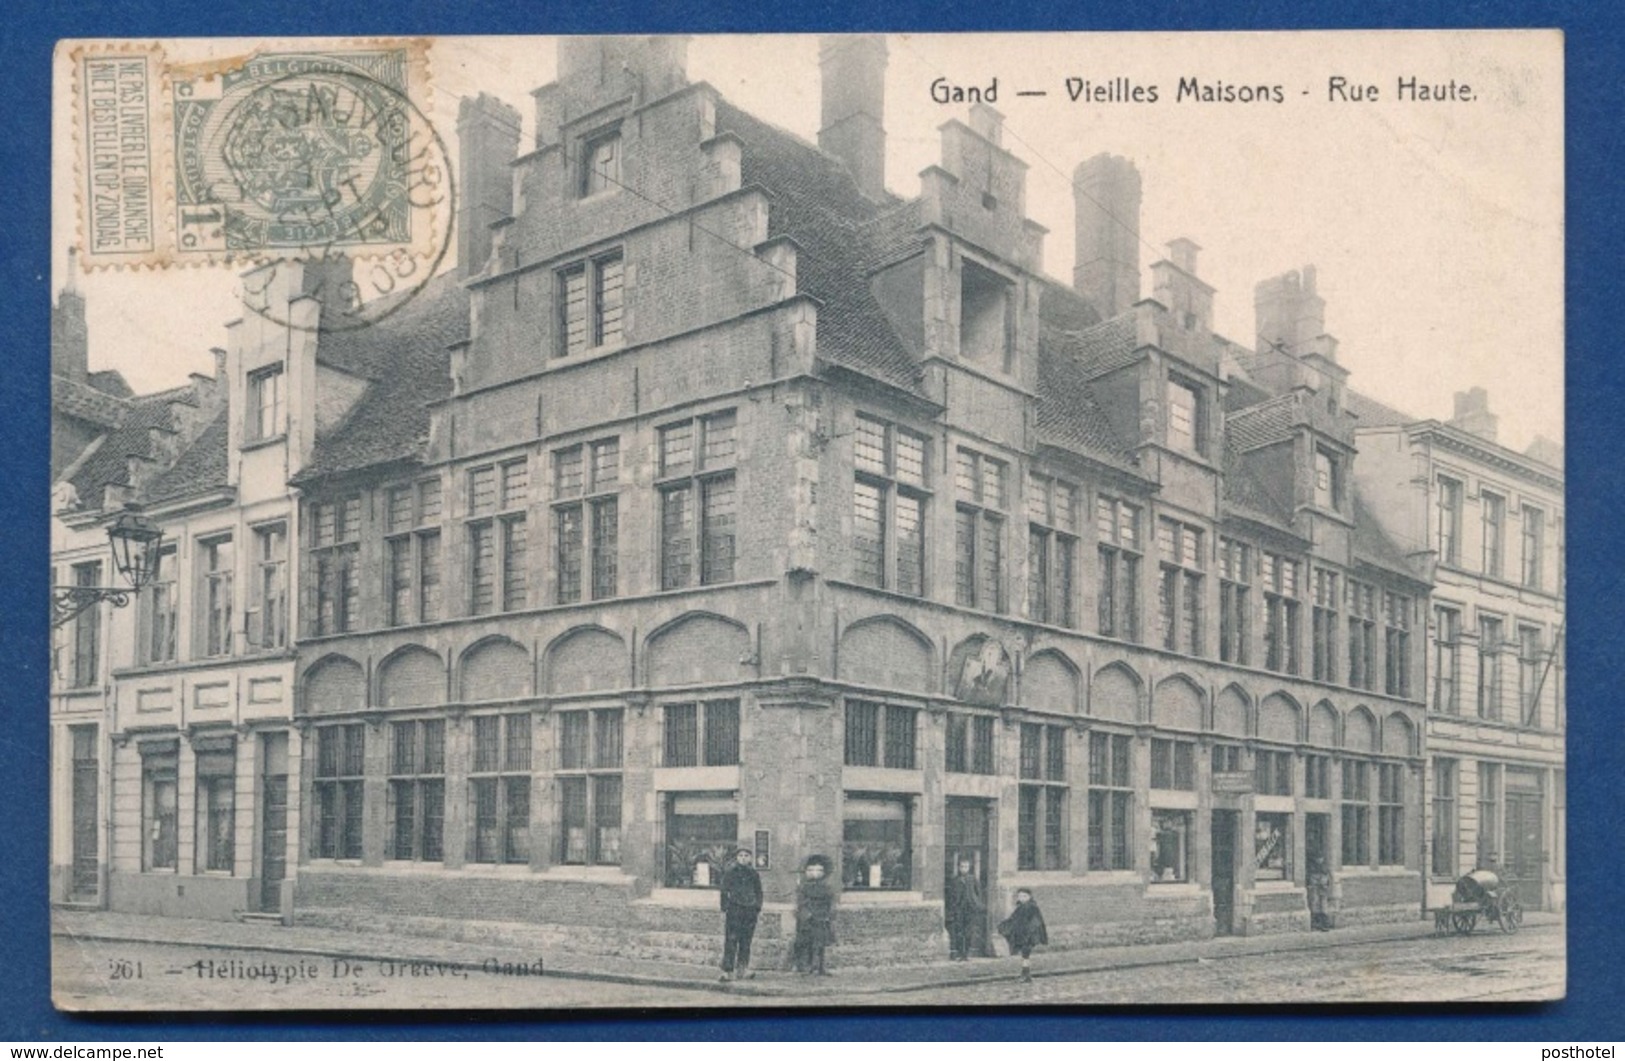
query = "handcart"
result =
(1433, 869, 1523, 935)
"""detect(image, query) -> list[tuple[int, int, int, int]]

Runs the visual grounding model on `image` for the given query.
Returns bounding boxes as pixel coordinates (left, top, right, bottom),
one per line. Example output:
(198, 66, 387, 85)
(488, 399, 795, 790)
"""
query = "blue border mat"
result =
(3, 0, 1619, 1040)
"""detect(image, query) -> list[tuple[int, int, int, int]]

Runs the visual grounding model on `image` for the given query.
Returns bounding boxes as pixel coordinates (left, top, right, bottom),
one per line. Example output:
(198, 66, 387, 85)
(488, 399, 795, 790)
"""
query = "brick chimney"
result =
(457, 94, 522, 279)
(818, 35, 888, 201)
(52, 248, 88, 381)
(1150, 237, 1213, 335)
(1255, 265, 1325, 356)
(1450, 387, 1499, 443)
(1072, 153, 1141, 319)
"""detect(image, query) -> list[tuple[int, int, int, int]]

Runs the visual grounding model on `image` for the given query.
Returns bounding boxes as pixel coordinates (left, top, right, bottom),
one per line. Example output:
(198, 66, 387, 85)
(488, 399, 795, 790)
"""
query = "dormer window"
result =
(246, 364, 284, 443)
(959, 259, 1014, 372)
(1313, 446, 1343, 510)
(580, 130, 621, 197)
(1166, 376, 1206, 456)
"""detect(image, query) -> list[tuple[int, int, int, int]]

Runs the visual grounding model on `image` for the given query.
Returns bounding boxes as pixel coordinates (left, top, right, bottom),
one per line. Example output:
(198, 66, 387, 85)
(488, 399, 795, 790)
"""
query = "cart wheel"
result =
(1500, 895, 1523, 934)
(1452, 911, 1477, 934)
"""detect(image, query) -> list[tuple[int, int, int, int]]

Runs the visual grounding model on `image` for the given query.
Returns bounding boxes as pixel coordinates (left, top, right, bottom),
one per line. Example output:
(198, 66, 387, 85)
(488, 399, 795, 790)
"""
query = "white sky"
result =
(53, 31, 1562, 450)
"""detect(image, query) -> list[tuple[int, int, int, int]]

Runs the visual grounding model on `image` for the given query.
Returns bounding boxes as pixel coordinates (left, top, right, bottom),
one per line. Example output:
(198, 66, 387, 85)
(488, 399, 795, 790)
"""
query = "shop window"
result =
(665, 792, 737, 888)
(313, 723, 365, 860)
(558, 709, 623, 866)
(388, 719, 445, 862)
(1096, 496, 1142, 641)
(1151, 738, 1196, 791)
(140, 742, 178, 872)
(1017, 724, 1067, 871)
(658, 412, 737, 589)
(842, 794, 912, 890)
(195, 742, 236, 873)
(843, 700, 917, 770)
(663, 699, 740, 767)
(945, 712, 995, 775)
(853, 416, 929, 596)
(1254, 812, 1291, 881)
(1150, 810, 1191, 883)
(469, 714, 532, 865)
(1087, 732, 1133, 871)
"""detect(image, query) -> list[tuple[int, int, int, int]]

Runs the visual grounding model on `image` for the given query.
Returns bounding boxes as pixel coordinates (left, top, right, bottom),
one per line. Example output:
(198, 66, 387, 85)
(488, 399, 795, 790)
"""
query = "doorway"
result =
(259, 733, 288, 914)
(69, 726, 98, 900)
(1305, 812, 1330, 872)
(1211, 809, 1237, 935)
(1504, 769, 1545, 911)
(945, 798, 992, 955)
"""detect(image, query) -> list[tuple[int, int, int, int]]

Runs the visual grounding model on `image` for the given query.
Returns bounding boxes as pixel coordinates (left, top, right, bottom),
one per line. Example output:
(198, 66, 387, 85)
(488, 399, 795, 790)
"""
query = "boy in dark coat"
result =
(719, 847, 763, 981)
(997, 887, 1048, 983)
(944, 858, 986, 960)
(793, 856, 836, 975)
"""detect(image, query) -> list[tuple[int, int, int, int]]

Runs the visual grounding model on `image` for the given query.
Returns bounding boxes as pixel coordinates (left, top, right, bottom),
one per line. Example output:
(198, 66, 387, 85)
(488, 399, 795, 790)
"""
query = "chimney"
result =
(1072, 154, 1141, 319)
(1254, 265, 1326, 357)
(457, 94, 522, 279)
(1150, 237, 1214, 335)
(818, 35, 888, 201)
(1450, 387, 1499, 443)
(52, 248, 88, 381)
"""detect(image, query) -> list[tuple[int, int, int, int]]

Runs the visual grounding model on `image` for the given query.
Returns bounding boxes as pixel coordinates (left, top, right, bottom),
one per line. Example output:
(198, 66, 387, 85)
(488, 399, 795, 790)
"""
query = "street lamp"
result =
(52, 504, 165, 629)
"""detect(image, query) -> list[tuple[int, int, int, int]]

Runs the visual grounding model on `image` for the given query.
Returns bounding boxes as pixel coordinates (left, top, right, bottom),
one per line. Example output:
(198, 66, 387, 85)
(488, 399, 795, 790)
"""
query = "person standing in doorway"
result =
(719, 847, 763, 981)
(945, 857, 986, 960)
(793, 855, 836, 975)
(997, 887, 1048, 983)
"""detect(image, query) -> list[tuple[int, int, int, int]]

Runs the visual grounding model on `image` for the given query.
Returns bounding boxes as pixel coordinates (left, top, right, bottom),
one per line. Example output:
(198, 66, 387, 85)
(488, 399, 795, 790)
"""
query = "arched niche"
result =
(546, 626, 627, 695)
(1021, 650, 1079, 714)
(303, 654, 364, 715)
(838, 615, 934, 694)
(645, 612, 751, 688)
(377, 646, 445, 709)
(950, 635, 1013, 707)
(1344, 706, 1378, 754)
(1309, 700, 1340, 748)
(1382, 712, 1417, 758)
(1151, 674, 1204, 733)
(1213, 683, 1249, 738)
(1258, 692, 1302, 745)
(1089, 662, 1142, 724)
(460, 636, 531, 702)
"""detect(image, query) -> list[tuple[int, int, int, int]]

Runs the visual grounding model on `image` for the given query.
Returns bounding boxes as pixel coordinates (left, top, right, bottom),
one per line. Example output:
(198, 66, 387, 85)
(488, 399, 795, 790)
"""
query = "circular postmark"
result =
(176, 52, 454, 332)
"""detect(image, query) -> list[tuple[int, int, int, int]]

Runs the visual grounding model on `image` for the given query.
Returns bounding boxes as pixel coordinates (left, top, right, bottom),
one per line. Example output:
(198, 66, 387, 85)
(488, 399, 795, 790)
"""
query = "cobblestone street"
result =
(52, 914, 1562, 1011)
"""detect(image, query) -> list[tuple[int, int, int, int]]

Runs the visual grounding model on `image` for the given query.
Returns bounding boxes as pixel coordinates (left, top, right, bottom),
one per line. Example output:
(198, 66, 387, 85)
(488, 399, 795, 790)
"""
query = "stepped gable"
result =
(64, 385, 195, 510)
(296, 271, 469, 481)
(715, 99, 921, 395)
(143, 410, 229, 505)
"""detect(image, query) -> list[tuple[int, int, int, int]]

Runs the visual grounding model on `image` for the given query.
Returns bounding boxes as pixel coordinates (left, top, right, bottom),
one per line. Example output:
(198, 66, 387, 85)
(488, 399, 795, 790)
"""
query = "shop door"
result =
(944, 798, 992, 954)
(259, 733, 288, 914)
(1211, 809, 1237, 935)
(69, 727, 98, 900)
(1504, 770, 1545, 911)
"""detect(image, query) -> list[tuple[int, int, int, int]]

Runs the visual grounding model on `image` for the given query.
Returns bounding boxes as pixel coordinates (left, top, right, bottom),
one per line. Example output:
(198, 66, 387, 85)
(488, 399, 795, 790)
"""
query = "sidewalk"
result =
(51, 907, 1562, 999)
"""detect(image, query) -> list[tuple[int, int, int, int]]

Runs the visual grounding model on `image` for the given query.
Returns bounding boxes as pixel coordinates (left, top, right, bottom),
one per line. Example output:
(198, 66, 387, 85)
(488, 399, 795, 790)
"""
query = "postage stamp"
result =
(68, 38, 447, 286)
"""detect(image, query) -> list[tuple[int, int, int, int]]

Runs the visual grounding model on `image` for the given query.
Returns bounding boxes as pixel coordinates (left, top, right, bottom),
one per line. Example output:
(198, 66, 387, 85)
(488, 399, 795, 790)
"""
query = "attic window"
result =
(1166, 376, 1207, 457)
(1314, 446, 1343, 511)
(960, 259, 1015, 372)
(580, 130, 621, 198)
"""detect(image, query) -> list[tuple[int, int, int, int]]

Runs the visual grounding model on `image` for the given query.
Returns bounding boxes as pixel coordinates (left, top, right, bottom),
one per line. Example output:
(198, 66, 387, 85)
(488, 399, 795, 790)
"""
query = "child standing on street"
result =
(793, 856, 836, 976)
(997, 887, 1048, 983)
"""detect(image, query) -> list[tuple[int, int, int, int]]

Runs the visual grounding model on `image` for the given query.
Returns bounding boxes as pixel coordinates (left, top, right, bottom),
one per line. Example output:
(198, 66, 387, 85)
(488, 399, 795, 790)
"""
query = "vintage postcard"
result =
(49, 31, 1563, 1010)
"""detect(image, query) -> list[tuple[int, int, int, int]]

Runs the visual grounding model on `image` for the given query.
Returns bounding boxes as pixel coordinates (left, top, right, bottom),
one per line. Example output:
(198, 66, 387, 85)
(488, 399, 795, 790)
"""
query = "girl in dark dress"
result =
(997, 887, 1048, 983)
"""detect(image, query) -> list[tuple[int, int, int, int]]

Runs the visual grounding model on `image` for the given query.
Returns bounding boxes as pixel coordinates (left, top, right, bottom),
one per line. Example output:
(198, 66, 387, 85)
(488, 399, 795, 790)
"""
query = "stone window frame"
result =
(245, 362, 285, 444)
(1260, 551, 1301, 676)
(1086, 729, 1134, 872)
(312, 722, 365, 861)
(1095, 495, 1143, 642)
(466, 457, 530, 616)
(555, 248, 625, 359)
(953, 447, 1009, 613)
(1017, 722, 1068, 871)
(467, 712, 534, 866)
(384, 477, 444, 627)
(656, 410, 738, 590)
(557, 706, 625, 867)
(386, 718, 446, 863)
(553, 436, 622, 605)
(1217, 536, 1251, 666)
(1026, 471, 1079, 628)
(1156, 516, 1205, 657)
(308, 494, 361, 637)
(851, 414, 930, 597)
